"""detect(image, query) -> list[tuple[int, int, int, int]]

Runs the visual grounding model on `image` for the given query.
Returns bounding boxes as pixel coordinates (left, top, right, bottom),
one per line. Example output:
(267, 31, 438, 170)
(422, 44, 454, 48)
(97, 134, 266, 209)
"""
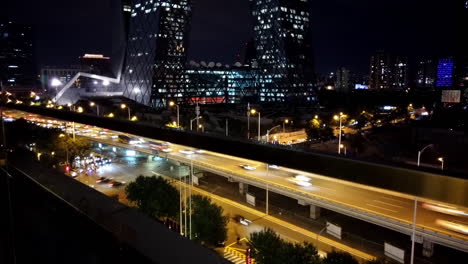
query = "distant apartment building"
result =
(415, 58, 436, 89)
(0, 21, 35, 90)
(335, 67, 350, 93)
(369, 51, 408, 90)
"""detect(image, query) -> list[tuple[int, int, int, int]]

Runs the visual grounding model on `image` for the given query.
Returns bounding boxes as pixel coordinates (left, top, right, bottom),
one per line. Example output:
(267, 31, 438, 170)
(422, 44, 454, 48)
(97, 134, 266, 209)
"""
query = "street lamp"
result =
(76, 106, 84, 113)
(89, 101, 100, 116)
(283, 119, 289, 133)
(438, 157, 444, 170)
(169, 101, 179, 128)
(417, 144, 433, 167)
(51, 78, 62, 93)
(334, 113, 346, 154)
(121, 104, 131, 120)
(340, 144, 347, 155)
(250, 109, 261, 141)
(198, 124, 204, 132)
(266, 125, 281, 143)
(190, 116, 202, 131)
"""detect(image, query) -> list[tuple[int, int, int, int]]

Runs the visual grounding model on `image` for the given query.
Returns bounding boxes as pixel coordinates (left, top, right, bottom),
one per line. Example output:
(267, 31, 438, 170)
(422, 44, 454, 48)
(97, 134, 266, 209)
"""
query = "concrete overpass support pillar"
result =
(309, 205, 321, 219)
(239, 182, 248, 195)
(422, 240, 434, 258)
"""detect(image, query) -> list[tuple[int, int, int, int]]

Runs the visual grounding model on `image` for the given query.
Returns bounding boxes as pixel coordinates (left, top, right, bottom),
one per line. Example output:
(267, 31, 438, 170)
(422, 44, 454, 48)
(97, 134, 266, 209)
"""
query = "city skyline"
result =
(0, 0, 458, 75)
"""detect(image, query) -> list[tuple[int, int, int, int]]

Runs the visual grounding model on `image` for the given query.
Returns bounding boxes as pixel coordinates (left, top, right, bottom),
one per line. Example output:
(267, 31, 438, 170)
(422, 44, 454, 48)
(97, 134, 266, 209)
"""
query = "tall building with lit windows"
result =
(369, 51, 408, 90)
(0, 21, 35, 90)
(122, 0, 192, 108)
(249, 0, 315, 103)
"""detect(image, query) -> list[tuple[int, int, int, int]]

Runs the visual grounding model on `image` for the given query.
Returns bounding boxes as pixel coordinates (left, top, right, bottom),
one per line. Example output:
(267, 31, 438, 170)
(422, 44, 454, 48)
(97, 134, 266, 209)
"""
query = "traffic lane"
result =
(11, 110, 468, 240)
(90, 136, 468, 239)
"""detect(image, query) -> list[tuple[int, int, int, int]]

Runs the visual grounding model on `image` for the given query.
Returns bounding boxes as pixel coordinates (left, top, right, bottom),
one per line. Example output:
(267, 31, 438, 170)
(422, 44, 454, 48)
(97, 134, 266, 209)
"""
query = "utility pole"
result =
(195, 103, 200, 132)
(247, 103, 250, 139)
(225, 119, 229, 137)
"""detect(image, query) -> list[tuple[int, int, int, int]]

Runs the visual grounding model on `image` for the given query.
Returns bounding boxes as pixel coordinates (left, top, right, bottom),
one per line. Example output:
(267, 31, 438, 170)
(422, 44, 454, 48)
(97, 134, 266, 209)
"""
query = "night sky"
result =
(1, 0, 457, 75)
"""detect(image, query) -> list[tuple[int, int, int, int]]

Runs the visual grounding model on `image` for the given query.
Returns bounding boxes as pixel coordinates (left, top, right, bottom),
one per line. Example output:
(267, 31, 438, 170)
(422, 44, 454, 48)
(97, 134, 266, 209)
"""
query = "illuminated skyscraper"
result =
(369, 51, 408, 90)
(249, 0, 315, 103)
(122, 0, 192, 108)
(0, 21, 34, 89)
(436, 58, 454, 88)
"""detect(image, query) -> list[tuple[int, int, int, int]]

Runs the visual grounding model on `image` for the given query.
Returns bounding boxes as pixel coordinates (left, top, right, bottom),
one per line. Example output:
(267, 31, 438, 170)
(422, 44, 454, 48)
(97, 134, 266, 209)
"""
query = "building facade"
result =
(415, 58, 436, 89)
(249, 0, 315, 103)
(335, 67, 350, 93)
(122, 0, 192, 108)
(0, 21, 34, 90)
(369, 51, 408, 90)
(436, 58, 455, 88)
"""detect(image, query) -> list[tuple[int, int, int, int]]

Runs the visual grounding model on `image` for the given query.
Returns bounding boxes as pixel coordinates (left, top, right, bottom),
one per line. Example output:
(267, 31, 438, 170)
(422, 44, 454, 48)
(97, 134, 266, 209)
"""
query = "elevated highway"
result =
(2, 104, 468, 253)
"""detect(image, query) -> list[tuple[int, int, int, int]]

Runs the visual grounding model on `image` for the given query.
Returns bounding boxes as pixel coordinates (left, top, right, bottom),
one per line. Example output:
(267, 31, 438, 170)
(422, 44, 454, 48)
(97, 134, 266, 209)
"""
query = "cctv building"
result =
(249, 0, 315, 103)
(121, 0, 315, 108)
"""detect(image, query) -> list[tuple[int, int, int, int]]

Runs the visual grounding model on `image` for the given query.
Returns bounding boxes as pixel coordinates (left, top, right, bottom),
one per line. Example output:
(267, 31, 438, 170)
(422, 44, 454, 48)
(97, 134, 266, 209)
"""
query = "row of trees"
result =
(125, 175, 228, 247)
(249, 228, 386, 264)
(5, 118, 91, 166)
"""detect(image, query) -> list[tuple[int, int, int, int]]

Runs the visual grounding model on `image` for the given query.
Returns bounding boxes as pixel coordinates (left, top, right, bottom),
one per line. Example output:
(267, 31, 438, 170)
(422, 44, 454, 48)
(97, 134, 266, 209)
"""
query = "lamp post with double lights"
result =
(190, 116, 202, 131)
(333, 113, 346, 154)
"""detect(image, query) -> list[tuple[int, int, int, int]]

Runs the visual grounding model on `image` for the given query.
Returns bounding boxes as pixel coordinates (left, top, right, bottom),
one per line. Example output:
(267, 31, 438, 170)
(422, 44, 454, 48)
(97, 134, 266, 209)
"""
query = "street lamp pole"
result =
(438, 157, 444, 170)
(338, 115, 342, 154)
(417, 144, 433, 167)
(225, 118, 229, 136)
(266, 125, 281, 143)
(258, 112, 261, 141)
(190, 116, 201, 131)
(247, 103, 250, 139)
(410, 198, 418, 264)
(169, 101, 179, 127)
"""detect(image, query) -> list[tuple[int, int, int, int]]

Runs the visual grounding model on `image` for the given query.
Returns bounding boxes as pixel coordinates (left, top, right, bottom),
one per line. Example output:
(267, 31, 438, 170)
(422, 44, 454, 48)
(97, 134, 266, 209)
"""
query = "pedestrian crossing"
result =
(223, 247, 247, 264)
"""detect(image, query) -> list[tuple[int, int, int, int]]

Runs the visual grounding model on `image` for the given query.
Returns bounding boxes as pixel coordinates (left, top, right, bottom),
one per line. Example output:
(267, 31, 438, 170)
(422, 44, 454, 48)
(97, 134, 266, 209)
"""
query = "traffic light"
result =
(65, 166, 70, 172)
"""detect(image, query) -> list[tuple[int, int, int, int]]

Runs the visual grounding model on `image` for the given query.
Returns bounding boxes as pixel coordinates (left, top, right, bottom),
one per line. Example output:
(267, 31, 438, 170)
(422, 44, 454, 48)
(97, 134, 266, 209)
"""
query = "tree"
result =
(249, 228, 321, 264)
(191, 195, 228, 246)
(249, 228, 285, 264)
(306, 118, 334, 141)
(282, 242, 322, 264)
(323, 251, 358, 264)
(125, 175, 179, 219)
(54, 135, 92, 164)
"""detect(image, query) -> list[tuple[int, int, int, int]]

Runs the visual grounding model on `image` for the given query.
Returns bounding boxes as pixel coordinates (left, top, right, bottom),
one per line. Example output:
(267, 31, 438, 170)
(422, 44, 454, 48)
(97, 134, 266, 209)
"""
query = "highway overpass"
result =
(2, 104, 468, 254)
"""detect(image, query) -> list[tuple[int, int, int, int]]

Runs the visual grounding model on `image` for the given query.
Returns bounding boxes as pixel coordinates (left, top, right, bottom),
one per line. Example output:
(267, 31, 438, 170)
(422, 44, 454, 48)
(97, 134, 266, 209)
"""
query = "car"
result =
(233, 214, 252, 226)
(96, 177, 112, 184)
(422, 203, 468, 217)
(102, 158, 112, 164)
(95, 160, 103, 166)
(108, 180, 125, 187)
(195, 149, 206, 154)
(436, 219, 468, 235)
(70, 171, 78, 178)
(161, 147, 172, 153)
(239, 164, 256, 171)
(295, 175, 311, 182)
(268, 164, 280, 170)
(179, 149, 195, 155)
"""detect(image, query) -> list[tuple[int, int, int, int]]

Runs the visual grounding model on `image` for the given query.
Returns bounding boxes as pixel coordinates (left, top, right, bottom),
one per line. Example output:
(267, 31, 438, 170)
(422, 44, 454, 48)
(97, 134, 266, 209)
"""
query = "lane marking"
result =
(373, 200, 404, 209)
(380, 196, 411, 204)
(366, 203, 398, 213)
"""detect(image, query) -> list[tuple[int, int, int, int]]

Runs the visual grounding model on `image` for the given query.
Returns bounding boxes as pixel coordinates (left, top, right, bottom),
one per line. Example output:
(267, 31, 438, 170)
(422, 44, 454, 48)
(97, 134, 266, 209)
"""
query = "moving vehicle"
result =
(268, 164, 280, 170)
(288, 175, 312, 187)
(233, 214, 252, 226)
(179, 149, 195, 155)
(108, 180, 125, 187)
(239, 164, 256, 171)
(422, 203, 468, 217)
(96, 177, 112, 184)
(436, 219, 468, 235)
(118, 135, 131, 144)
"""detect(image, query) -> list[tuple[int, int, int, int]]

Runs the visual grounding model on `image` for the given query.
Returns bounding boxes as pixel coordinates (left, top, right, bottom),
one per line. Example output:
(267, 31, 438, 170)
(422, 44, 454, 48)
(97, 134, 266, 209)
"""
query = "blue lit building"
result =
(436, 58, 454, 87)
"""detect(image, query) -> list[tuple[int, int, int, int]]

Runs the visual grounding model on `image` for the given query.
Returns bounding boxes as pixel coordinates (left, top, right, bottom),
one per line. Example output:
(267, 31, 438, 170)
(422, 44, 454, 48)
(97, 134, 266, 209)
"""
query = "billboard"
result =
(441, 90, 461, 103)
(326, 222, 342, 240)
(384, 243, 405, 263)
(355, 84, 369, 90)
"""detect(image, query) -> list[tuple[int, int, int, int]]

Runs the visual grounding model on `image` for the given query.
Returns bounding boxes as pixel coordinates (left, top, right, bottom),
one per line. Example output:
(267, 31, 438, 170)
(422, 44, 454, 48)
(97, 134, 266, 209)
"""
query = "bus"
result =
(118, 135, 131, 144)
